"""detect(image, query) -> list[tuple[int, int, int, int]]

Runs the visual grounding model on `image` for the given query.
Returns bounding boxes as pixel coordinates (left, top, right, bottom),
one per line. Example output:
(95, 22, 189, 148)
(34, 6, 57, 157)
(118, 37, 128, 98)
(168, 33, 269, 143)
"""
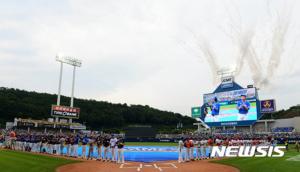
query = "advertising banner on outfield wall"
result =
(260, 99, 276, 113)
(51, 105, 80, 119)
(70, 125, 86, 130)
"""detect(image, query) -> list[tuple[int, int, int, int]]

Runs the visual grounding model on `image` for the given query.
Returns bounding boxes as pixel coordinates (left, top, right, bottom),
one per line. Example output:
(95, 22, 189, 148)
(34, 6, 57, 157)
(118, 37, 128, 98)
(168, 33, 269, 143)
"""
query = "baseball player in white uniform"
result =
(110, 136, 118, 162)
(178, 138, 184, 163)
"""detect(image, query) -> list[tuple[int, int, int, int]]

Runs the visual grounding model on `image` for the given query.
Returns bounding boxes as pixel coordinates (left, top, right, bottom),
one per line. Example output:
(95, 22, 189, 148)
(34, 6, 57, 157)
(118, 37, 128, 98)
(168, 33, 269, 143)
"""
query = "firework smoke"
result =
(228, 4, 290, 88)
(195, 38, 220, 84)
(186, 29, 220, 84)
(184, 2, 292, 88)
(263, 10, 290, 87)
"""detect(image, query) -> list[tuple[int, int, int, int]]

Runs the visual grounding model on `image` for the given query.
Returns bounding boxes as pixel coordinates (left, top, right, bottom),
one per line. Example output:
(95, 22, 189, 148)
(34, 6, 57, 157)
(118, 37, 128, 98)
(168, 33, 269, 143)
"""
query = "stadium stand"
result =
(272, 127, 295, 133)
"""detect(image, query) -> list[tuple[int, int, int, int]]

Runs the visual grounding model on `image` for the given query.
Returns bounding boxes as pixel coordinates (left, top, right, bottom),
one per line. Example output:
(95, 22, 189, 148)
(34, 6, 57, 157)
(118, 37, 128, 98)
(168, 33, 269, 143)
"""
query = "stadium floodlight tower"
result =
(217, 67, 236, 79)
(55, 54, 82, 123)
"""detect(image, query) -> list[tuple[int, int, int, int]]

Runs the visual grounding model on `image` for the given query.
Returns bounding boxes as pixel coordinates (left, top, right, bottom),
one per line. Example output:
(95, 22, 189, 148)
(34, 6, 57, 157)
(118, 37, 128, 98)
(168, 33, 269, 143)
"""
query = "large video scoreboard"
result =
(201, 87, 260, 127)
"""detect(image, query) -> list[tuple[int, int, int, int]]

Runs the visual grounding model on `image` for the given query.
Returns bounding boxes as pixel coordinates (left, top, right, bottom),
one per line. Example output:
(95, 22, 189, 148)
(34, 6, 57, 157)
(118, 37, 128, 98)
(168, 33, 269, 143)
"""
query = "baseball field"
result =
(1, 143, 299, 172)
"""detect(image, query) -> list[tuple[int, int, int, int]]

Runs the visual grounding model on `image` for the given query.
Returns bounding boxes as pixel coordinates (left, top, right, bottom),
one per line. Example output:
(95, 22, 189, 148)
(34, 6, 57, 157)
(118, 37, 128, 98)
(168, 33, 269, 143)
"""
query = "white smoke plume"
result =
(186, 29, 220, 84)
(262, 9, 291, 87)
(224, 3, 291, 88)
(248, 7, 290, 88)
(223, 4, 266, 88)
(194, 38, 220, 84)
(183, 2, 292, 88)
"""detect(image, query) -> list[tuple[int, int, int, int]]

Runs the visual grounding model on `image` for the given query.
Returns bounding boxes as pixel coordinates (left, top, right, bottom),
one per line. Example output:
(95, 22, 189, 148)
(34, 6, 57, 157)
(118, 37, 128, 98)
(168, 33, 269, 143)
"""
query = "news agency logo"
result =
(211, 146, 285, 157)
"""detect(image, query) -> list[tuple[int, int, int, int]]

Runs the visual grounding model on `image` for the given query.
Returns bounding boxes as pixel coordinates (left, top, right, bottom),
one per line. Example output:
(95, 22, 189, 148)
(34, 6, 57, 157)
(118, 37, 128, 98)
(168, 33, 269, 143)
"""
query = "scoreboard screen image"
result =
(203, 99, 258, 123)
(203, 88, 258, 123)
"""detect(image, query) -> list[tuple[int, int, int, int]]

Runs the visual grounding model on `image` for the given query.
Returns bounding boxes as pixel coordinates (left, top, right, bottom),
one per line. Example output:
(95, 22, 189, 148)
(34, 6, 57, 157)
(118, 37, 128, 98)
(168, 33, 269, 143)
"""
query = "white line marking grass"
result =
(286, 155, 300, 161)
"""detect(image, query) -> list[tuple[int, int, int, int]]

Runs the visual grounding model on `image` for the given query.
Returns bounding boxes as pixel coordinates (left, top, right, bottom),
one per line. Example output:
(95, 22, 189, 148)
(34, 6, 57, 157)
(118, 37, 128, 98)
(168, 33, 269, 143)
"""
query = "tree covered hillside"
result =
(0, 87, 196, 131)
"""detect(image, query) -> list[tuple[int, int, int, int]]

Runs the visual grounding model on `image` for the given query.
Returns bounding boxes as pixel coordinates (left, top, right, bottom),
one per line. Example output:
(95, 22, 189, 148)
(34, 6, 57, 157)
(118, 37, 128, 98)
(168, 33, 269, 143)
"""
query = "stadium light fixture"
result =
(217, 67, 236, 82)
(56, 55, 82, 67)
(217, 67, 236, 76)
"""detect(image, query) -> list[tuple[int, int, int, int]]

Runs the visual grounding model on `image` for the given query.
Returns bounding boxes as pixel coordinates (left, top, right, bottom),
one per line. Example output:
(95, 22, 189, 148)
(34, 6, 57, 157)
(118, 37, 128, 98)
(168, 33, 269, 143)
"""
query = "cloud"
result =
(0, 0, 300, 116)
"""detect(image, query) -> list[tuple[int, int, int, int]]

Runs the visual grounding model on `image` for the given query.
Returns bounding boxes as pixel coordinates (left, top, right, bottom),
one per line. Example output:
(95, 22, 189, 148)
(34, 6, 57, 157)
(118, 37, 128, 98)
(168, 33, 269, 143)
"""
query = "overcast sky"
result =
(0, 0, 299, 116)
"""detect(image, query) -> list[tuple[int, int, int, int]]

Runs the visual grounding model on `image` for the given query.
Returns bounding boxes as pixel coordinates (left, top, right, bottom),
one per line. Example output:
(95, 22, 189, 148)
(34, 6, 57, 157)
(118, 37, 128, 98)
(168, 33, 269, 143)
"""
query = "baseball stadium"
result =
(1, 1, 300, 172)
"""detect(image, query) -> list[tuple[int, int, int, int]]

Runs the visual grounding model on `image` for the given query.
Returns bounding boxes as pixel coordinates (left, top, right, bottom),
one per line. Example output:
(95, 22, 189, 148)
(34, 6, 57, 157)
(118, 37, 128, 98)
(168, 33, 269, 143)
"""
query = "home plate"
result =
(144, 164, 153, 167)
(119, 163, 177, 171)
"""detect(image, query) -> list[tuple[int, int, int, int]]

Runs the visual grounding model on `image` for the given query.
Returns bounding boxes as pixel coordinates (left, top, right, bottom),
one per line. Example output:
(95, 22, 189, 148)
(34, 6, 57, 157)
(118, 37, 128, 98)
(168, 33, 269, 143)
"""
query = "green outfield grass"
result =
(0, 149, 79, 172)
(125, 142, 177, 146)
(216, 102, 257, 110)
(215, 149, 300, 172)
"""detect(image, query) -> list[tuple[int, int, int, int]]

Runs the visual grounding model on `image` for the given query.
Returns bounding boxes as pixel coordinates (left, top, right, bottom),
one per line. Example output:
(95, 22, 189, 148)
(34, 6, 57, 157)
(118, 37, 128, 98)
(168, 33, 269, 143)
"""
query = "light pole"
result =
(56, 55, 82, 123)
(70, 65, 76, 107)
(56, 61, 63, 106)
